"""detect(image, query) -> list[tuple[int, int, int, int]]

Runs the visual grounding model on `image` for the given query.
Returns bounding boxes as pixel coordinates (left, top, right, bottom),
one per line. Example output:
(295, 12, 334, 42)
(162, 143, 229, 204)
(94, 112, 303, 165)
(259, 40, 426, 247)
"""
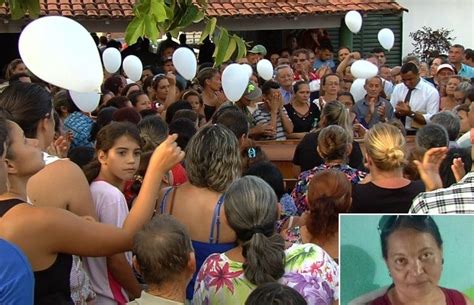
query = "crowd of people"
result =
(0, 30, 473, 305)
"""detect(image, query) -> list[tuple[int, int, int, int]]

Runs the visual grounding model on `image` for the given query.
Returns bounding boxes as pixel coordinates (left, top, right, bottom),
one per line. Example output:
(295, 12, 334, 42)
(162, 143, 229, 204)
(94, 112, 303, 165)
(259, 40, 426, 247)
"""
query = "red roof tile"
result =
(0, 0, 405, 20)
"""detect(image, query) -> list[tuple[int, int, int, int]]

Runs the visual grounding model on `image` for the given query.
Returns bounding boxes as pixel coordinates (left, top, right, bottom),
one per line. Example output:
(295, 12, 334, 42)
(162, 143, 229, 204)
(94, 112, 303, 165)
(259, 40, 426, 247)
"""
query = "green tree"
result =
(2, 0, 246, 66)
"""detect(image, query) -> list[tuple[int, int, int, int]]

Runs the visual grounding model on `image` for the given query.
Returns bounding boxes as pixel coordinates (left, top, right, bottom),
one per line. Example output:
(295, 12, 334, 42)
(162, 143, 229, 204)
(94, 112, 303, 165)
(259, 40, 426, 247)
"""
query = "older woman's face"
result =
(385, 228, 443, 298)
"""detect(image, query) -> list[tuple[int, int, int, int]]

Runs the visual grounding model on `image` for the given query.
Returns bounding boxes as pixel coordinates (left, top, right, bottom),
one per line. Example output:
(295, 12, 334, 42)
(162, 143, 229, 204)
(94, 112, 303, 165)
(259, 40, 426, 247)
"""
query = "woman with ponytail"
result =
(351, 123, 425, 213)
(193, 176, 339, 305)
(283, 170, 351, 262)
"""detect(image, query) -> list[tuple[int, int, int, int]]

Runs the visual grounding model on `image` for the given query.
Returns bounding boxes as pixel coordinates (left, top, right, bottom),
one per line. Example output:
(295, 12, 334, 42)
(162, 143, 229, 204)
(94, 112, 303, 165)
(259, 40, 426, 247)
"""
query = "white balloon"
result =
(256, 59, 273, 80)
(122, 55, 143, 82)
(350, 79, 367, 102)
(19, 16, 103, 92)
(222, 64, 249, 102)
(69, 90, 101, 113)
(350, 60, 379, 79)
(241, 64, 253, 79)
(378, 28, 395, 51)
(344, 10, 362, 34)
(172, 47, 197, 80)
(102, 48, 122, 74)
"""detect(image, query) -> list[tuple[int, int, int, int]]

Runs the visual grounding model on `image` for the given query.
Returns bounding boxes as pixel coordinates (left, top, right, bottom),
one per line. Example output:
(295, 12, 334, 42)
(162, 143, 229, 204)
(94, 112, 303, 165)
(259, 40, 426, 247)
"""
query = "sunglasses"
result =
(377, 215, 432, 235)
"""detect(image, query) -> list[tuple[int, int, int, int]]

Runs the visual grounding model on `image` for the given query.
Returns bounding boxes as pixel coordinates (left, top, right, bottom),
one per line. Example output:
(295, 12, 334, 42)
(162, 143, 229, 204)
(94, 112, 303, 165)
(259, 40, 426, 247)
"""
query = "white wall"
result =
(397, 0, 474, 57)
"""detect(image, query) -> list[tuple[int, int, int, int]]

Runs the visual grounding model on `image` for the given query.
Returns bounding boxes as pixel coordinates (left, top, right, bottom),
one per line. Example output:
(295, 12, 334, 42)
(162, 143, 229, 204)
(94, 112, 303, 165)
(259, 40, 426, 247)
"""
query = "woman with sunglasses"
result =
(370, 216, 472, 305)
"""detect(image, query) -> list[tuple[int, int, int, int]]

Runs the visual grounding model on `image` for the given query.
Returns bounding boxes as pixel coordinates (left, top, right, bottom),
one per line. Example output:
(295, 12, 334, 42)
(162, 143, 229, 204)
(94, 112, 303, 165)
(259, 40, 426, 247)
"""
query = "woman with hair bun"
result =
(193, 176, 339, 305)
(351, 123, 425, 213)
(283, 170, 351, 262)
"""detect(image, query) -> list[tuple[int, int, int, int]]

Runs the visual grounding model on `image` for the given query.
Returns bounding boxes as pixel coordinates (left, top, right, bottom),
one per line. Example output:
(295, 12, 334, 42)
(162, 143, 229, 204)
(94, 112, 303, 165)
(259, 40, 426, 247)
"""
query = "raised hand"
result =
(414, 147, 448, 191)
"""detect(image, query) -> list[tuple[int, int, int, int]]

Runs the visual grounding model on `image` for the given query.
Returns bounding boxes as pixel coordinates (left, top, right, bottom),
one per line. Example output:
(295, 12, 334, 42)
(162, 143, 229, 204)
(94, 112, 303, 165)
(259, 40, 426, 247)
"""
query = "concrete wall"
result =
(397, 0, 474, 56)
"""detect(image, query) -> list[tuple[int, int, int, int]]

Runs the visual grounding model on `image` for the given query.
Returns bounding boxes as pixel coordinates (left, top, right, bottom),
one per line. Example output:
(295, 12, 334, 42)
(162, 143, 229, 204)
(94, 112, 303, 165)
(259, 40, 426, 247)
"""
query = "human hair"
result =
(5, 59, 24, 80)
(121, 83, 140, 97)
(292, 48, 309, 59)
(454, 103, 470, 115)
(139, 108, 158, 118)
(168, 118, 197, 151)
(372, 47, 385, 54)
(317, 125, 351, 162)
(379, 216, 443, 259)
(8, 72, 30, 83)
(0, 82, 52, 139)
(430, 111, 461, 142)
(364, 76, 383, 86)
(165, 100, 193, 124)
(240, 142, 268, 173)
(68, 146, 95, 168)
(182, 89, 203, 106)
(243, 161, 284, 199)
(152, 74, 167, 91)
(402, 55, 420, 66)
(83, 122, 142, 183)
(415, 124, 449, 153)
(0, 111, 8, 156)
(337, 92, 355, 105)
(456, 81, 473, 94)
(185, 124, 241, 192)
(133, 214, 193, 285)
(364, 123, 407, 171)
(261, 80, 280, 96)
(53, 90, 69, 114)
(466, 88, 474, 103)
(90, 106, 117, 142)
(245, 282, 307, 305)
(224, 176, 285, 285)
(128, 90, 147, 107)
(196, 67, 219, 88)
(338, 46, 351, 53)
(172, 109, 198, 125)
(137, 115, 168, 152)
(452, 44, 465, 51)
(321, 73, 340, 87)
(213, 107, 249, 140)
(142, 76, 154, 95)
(107, 96, 131, 109)
(103, 75, 123, 95)
(293, 80, 308, 94)
(400, 62, 419, 75)
(307, 170, 351, 240)
(112, 107, 141, 125)
(320, 101, 353, 138)
(465, 49, 474, 61)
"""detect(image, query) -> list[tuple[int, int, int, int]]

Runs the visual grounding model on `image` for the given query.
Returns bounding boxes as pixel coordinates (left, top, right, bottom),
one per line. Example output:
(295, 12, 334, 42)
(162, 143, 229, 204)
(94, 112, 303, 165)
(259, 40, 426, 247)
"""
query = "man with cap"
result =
(247, 45, 267, 65)
(436, 63, 456, 89)
(233, 81, 273, 138)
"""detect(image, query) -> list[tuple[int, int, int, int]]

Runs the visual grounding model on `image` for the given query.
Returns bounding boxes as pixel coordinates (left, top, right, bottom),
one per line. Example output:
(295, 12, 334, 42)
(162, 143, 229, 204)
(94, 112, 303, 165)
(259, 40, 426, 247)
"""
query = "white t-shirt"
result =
(83, 180, 132, 305)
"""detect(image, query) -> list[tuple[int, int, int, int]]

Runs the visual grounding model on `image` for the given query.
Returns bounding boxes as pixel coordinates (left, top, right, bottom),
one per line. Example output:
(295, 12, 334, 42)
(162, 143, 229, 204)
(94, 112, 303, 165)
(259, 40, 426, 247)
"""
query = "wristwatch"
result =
(409, 111, 416, 118)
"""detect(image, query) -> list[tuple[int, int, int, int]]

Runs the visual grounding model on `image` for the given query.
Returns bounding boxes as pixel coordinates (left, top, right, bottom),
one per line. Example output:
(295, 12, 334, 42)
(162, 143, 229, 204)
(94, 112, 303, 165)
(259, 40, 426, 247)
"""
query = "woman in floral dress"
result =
(193, 176, 339, 305)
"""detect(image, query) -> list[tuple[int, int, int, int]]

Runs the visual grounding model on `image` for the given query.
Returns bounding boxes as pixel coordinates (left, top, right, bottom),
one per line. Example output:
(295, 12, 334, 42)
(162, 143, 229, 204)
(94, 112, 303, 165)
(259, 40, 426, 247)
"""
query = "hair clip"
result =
(248, 147, 256, 159)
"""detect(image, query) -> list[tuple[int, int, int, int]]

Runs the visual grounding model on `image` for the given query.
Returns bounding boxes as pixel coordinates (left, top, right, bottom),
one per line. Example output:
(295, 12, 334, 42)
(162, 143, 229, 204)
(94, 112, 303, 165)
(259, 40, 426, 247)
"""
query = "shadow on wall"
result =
(340, 245, 380, 305)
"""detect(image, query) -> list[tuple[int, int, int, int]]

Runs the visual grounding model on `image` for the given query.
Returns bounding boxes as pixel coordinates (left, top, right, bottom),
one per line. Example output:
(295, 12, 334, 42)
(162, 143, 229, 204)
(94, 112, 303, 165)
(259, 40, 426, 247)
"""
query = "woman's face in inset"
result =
(385, 228, 443, 298)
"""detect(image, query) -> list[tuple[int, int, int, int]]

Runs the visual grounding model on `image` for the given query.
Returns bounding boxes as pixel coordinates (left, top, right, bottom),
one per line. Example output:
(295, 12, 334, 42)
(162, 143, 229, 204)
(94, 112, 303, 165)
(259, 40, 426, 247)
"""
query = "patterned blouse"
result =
(193, 243, 339, 305)
(292, 163, 367, 215)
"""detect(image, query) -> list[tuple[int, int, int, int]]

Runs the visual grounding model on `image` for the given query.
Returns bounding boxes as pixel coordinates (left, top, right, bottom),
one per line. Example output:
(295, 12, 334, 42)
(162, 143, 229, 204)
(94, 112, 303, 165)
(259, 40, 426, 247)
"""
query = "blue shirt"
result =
(64, 112, 94, 149)
(458, 63, 474, 79)
(313, 59, 336, 70)
(0, 239, 34, 304)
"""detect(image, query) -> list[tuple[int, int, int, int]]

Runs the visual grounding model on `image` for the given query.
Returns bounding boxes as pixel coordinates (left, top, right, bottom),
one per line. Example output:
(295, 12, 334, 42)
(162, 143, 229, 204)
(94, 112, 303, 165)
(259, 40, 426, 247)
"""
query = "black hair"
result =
(321, 73, 340, 86)
(372, 47, 385, 54)
(8, 72, 30, 83)
(415, 123, 449, 152)
(90, 106, 117, 142)
(0, 82, 53, 138)
(172, 109, 198, 124)
(439, 147, 472, 188)
(244, 161, 285, 199)
(400, 62, 419, 75)
(107, 96, 131, 109)
(245, 282, 307, 305)
(139, 108, 158, 118)
(293, 80, 308, 94)
(168, 118, 197, 151)
(338, 92, 355, 105)
(103, 75, 123, 96)
(128, 90, 148, 107)
(213, 107, 249, 140)
(121, 83, 141, 97)
(165, 100, 193, 124)
(0, 110, 8, 156)
(379, 216, 443, 259)
(261, 80, 281, 96)
(68, 146, 96, 168)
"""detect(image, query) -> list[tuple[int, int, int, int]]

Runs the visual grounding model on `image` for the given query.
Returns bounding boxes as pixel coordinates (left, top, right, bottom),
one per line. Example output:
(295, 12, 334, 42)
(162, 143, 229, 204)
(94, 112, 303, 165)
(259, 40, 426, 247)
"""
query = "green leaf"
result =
(223, 37, 237, 62)
(144, 14, 159, 42)
(214, 28, 230, 67)
(199, 17, 217, 44)
(26, 0, 40, 18)
(177, 5, 198, 30)
(197, 0, 207, 9)
(150, 0, 167, 22)
(193, 10, 205, 24)
(169, 27, 181, 38)
(9, 1, 25, 20)
(125, 17, 146, 45)
(236, 36, 247, 60)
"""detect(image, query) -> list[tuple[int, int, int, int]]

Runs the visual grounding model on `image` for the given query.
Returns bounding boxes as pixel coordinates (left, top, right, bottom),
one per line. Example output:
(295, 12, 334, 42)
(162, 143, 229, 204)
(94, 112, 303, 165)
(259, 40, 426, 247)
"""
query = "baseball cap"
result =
(249, 45, 267, 56)
(436, 64, 454, 74)
(243, 82, 262, 101)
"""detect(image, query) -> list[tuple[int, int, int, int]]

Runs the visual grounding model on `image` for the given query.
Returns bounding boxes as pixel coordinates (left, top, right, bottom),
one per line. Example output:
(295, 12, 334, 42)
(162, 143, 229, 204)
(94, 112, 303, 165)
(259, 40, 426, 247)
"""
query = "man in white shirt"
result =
(390, 62, 439, 134)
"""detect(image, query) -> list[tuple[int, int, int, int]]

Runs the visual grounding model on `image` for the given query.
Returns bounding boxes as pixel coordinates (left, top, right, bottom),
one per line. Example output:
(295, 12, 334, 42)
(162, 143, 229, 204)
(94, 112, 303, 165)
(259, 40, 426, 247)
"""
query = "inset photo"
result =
(340, 215, 474, 305)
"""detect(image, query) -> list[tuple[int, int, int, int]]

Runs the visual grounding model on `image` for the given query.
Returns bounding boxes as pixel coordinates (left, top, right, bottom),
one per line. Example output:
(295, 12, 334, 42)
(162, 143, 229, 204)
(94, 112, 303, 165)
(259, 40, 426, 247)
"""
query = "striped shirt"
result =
(252, 105, 288, 141)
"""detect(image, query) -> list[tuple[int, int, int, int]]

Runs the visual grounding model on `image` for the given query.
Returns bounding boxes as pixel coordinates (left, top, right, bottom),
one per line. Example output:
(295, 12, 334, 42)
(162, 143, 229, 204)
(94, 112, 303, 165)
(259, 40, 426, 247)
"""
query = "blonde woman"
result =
(351, 123, 425, 213)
